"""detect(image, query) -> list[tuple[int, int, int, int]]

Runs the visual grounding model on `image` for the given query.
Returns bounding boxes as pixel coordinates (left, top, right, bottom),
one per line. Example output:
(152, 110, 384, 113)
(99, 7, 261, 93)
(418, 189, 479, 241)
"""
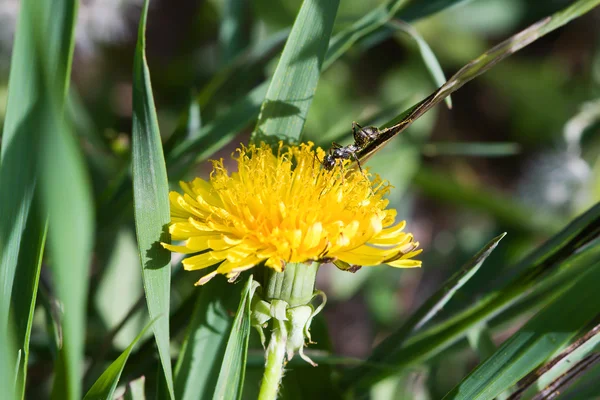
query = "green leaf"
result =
(174, 278, 239, 400)
(83, 318, 157, 400)
(513, 323, 600, 399)
(41, 60, 94, 400)
(0, 0, 77, 396)
(342, 205, 600, 393)
(442, 262, 600, 400)
(557, 354, 600, 399)
(388, 19, 451, 108)
(13, 2, 91, 400)
(342, 233, 506, 390)
(10, 204, 46, 398)
(253, 0, 340, 143)
(131, 0, 174, 398)
(392, 0, 473, 22)
(212, 276, 255, 400)
(509, 202, 600, 277)
(0, 322, 15, 400)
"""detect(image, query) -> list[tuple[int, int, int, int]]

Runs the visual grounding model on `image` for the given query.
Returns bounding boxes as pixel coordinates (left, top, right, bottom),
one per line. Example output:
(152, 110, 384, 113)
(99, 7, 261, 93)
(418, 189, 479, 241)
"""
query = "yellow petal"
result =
(374, 221, 406, 240)
(387, 259, 422, 268)
(161, 242, 194, 254)
(182, 252, 222, 271)
(194, 270, 218, 285)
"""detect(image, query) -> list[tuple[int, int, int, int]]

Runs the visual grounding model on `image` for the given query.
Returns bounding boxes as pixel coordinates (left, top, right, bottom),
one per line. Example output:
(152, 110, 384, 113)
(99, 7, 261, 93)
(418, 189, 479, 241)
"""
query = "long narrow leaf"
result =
(253, 0, 340, 143)
(0, 0, 76, 395)
(343, 225, 600, 393)
(212, 276, 255, 400)
(356, 0, 600, 163)
(41, 56, 93, 400)
(388, 19, 451, 108)
(16, 1, 89, 399)
(10, 204, 46, 398)
(443, 262, 600, 400)
(510, 322, 600, 399)
(83, 319, 157, 400)
(131, 0, 174, 398)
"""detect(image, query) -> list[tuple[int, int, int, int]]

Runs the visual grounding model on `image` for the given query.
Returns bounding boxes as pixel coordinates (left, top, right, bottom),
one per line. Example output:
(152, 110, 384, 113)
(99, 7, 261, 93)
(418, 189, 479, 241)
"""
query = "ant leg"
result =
(312, 152, 321, 170)
(339, 161, 345, 184)
(351, 153, 364, 173)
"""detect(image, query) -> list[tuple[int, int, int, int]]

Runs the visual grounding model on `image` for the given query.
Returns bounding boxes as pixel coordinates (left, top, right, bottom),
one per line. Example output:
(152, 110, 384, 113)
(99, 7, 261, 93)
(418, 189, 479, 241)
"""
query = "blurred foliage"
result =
(1, 0, 600, 399)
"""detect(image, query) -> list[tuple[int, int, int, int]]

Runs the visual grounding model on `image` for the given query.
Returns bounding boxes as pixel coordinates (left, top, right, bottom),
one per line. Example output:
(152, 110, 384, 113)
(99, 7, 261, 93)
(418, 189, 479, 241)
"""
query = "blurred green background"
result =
(1, 0, 599, 397)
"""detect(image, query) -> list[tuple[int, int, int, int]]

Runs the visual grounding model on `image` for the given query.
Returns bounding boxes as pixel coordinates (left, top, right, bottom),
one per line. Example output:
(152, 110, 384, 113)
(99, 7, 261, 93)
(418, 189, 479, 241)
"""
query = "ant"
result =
(322, 122, 380, 171)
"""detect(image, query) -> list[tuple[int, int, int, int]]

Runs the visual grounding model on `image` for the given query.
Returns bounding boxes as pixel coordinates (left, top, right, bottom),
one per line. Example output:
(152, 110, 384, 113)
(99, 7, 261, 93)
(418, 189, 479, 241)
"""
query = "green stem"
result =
(258, 321, 287, 400)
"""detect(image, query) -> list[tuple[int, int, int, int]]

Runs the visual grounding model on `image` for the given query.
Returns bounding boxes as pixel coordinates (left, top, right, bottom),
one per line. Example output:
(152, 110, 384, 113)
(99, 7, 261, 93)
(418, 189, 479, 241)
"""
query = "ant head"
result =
(362, 126, 378, 137)
(332, 148, 346, 157)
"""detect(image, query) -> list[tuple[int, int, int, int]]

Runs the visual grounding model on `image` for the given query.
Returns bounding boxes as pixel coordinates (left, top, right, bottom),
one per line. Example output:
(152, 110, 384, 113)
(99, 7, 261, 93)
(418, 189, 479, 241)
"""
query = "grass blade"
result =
(0, 0, 76, 395)
(212, 276, 255, 400)
(342, 233, 506, 390)
(42, 62, 94, 400)
(357, 0, 600, 162)
(10, 1, 90, 399)
(394, 0, 473, 21)
(10, 204, 46, 398)
(174, 279, 239, 400)
(83, 319, 157, 400)
(253, 0, 340, 143)
(509, 322, 600, 399)
(388, 19, 451, 108)
(131, 0, 174, 398)
(547, 352, 600, 399)
(342, 204, 600, 393)
(167, 0, 469, 165)
(442, 262, 600, 400)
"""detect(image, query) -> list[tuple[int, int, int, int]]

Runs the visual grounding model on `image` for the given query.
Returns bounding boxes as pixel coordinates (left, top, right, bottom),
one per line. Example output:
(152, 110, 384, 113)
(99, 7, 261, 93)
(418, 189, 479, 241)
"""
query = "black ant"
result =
(322, 122, 380, 171)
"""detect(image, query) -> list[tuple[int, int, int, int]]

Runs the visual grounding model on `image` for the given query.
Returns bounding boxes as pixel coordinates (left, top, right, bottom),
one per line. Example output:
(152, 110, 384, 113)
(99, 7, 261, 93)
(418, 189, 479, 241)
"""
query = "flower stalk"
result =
(258, 319, 287, 400)
(255, 262, 324, 399)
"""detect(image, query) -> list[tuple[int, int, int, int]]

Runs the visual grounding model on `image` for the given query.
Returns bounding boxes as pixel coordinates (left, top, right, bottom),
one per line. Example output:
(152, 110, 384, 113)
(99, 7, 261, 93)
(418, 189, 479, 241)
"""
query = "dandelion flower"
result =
(162, 142, 421, 285)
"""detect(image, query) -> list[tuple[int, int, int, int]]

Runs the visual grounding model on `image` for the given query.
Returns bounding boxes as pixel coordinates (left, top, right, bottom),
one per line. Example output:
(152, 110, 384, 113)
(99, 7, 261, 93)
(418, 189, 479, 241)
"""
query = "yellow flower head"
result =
(162, 142, 421, 285)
